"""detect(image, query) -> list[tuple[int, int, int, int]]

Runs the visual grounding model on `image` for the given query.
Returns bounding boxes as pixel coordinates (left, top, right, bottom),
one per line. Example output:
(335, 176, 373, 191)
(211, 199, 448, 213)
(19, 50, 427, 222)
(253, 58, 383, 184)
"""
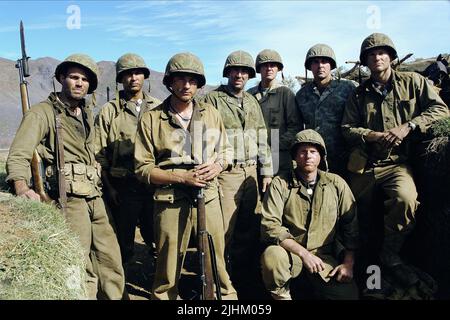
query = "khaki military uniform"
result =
(260, 171, 359, 299)
(134, 98, 237, 300)
(95, 91, 160, 262)
(342, 70, 449, 267)
(248, 81, 302, 175)
(6, 93, 125, 299)
(203, 85, 272, 298)
(296, 79, 356, 176)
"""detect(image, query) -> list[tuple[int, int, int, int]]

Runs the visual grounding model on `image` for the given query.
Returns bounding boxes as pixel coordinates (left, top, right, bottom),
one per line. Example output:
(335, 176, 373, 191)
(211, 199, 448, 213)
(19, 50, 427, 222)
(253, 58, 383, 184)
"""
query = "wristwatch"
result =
(407, 121, 417, 131)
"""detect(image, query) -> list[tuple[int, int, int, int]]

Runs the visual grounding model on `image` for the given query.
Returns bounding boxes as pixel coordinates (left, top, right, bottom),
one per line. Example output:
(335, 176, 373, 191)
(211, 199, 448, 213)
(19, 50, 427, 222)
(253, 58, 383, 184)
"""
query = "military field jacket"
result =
(203, 85, 273, 176)
(95, 91, 161, 176)
(261, 171, 359, 281)
(296, 79, 356, 174)
(342, 70, 449, 166)
(7, 92, 97, 184)
(134, 98, 232, 202)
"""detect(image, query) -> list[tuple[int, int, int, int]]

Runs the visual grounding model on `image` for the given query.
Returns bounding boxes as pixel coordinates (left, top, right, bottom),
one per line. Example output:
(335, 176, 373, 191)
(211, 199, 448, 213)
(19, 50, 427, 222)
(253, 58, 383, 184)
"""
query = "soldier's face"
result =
(310, 58, 332, 81)
(227, 67, 249, 91)
(260, 63, 279, 81)
(294, 144, 321, 173)
(366, 49, 391, 73)
(122, 69, 145, 94)
(170, 74, 198, 102)
(60, 66, 90, 100)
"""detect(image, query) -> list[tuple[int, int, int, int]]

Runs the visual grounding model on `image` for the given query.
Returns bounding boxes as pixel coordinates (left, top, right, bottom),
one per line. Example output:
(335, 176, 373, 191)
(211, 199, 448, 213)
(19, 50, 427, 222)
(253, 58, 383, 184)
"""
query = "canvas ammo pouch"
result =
(153, 187, 175, 203)
(45, 163, 101, 197)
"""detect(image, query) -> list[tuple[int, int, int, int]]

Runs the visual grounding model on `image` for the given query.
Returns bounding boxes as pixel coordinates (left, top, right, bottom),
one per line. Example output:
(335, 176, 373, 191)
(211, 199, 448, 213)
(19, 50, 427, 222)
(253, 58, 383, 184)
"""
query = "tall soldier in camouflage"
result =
(95, 53, 161, 264)
(296, 44, 357, 177)
(248, 49, 302, 176)
(134, 52, 237, 300)
(6, 54, 125, 299)
(260, 129, 359, 300)
(342, 33, 449, 293)
(203, 50, 273, 298)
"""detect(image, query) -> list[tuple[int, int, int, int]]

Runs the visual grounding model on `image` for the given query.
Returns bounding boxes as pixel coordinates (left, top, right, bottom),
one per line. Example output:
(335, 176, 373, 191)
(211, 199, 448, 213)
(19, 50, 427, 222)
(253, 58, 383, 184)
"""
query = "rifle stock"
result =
(16, 21, 51, 203)
(197, 187, 215, 300)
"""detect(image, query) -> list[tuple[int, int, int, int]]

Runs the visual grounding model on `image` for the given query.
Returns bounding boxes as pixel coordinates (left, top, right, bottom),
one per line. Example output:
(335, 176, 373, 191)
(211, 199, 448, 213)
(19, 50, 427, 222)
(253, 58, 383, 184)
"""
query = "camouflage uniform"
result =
(341, 33, 449, 269)
(248, 49, 302, 176)
(296, 44, 357, 176)
(6, 54, 125, 299)
(260, 130, 359, 300)
(134, 52, 237, 300)
(95, 53, 161, 263)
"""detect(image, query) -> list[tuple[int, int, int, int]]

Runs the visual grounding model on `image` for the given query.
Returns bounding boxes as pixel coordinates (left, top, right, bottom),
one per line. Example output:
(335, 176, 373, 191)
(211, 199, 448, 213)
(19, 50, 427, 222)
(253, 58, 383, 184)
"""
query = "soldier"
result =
(260, 129, 359, 300)
(203, 50, 273, 298)
(95, 53, 161, 264)
(6, 54, 125, 299)
(296, 44, 357, 177)
(341, 33, 449, 293)
(134, 52, 237, 300)
(248, 49, 302, 176)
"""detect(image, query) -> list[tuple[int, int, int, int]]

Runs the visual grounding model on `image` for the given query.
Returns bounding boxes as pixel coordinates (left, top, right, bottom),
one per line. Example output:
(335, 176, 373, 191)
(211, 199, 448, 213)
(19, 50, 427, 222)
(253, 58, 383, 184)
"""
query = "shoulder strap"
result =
(54, 110, 67, 212)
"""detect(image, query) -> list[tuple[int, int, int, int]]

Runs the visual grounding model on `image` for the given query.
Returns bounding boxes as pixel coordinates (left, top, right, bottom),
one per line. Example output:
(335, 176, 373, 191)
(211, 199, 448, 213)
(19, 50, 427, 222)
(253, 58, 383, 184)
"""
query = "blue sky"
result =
(1, 0, 449, 86)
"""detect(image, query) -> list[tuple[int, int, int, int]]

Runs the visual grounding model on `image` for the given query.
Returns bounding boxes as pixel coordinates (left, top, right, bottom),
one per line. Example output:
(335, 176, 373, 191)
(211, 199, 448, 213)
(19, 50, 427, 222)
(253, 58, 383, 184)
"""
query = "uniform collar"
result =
(48, 92, 86, 114)
(160, 96, 205, 121)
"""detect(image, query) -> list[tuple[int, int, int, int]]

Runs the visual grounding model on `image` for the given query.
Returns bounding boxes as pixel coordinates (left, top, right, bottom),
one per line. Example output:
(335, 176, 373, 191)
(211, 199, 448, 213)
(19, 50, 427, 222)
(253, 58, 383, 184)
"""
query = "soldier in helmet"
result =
(203, 50, 273, 298)
(342, 33, 449, 294)
(260, 129, 359, 300)
(296, 44, 357, 177)
(248, 49, 302, 176)
(95, 53, 161, 264)
(6, 54, 126, 299)
(134, 52, 237, 300)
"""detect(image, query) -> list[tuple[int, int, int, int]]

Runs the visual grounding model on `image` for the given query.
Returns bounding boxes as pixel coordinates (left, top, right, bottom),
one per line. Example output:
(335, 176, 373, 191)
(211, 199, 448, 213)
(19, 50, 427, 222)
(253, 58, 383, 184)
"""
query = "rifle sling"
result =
(55, 112, 67, 211)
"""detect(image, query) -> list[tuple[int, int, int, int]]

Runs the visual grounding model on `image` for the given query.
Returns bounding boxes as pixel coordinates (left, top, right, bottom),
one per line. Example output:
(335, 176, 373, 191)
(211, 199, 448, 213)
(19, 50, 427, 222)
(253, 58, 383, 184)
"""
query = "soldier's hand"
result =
(300, 251, 325, 274)
(183, 170, 208, 188)
(14, 180, 41, 201)
(383, 123, 411, 148)
(329, 264, 354, 283)
(194, 163, 222, 181)
(261, 177, 272, 193)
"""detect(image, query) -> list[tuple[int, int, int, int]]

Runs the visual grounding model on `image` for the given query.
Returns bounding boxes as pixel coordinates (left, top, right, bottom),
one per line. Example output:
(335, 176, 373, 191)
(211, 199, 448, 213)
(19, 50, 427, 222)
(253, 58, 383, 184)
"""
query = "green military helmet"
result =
(359, 33, 398, 66)
(54, 53, 98, 94)
(290, 129, 328, 171)
(163, 52, 206, 88)
(255, 49, 284, 73)
(115, 53, 150, 83)
(304, 44, 337, 71)
(223, 50, 256, 79)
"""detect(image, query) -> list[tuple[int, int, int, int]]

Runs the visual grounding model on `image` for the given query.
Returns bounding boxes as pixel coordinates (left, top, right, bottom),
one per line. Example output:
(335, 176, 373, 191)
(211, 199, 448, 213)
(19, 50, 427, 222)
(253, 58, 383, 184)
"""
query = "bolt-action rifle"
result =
(15, 21, 51, 203)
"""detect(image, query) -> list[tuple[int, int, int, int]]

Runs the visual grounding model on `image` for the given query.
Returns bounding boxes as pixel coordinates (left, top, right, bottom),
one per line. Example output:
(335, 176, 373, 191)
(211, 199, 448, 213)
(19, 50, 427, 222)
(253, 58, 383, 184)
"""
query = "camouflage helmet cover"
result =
(290, 129, 328, 171)
(116, 53, 150, 83)
(223, 50, 256, 79)
(55, 53, 98, 94)
(163, 52, 206, 88)
(304, 44, 337, 71)
(359, 33, 398, 66)
(255, 49, 284, 73)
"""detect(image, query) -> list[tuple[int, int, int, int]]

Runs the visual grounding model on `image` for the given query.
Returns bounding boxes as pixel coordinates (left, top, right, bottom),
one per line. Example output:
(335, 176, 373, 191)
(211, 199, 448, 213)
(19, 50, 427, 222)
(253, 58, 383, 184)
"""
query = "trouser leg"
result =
(376, 164, 419, 267)
(89, 197, 125, 299)
(260, 245, 302, 300)
(64, 197, 97, 299)
(152, 199, 192, 300)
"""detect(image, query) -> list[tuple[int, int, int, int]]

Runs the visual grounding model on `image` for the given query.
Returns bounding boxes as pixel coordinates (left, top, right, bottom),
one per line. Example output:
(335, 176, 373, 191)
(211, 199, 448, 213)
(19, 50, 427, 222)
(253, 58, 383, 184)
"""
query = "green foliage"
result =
(430, 117, 450, 137)
(0, 197, 87, 299)
(0, 160, 7, 192)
